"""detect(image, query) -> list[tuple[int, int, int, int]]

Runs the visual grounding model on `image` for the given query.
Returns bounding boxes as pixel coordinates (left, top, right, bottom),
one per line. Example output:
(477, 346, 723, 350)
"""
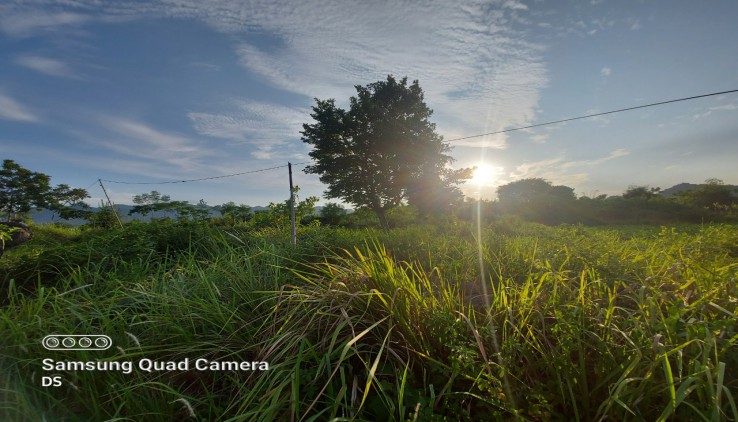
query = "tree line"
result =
(3, 75, 736, 229)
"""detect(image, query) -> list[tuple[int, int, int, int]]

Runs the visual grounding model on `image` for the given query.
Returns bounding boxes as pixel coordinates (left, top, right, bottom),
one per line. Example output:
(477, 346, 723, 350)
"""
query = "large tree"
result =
(301, 75, 470, 227)
(0, 159, 53, 221)
(0, 159, 90, 221)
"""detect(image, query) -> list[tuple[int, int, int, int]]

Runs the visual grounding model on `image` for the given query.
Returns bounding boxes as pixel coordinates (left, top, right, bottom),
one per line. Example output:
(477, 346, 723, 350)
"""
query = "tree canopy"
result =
(301, 75, 471, 227)
(0, 159, 90, 221)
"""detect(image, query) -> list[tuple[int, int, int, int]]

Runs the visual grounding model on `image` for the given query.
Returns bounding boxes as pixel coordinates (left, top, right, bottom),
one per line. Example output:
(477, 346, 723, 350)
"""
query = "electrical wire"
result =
(100, 162, 313, 185)
(445, 89, 738, 142)
(101, 164, 287, 185)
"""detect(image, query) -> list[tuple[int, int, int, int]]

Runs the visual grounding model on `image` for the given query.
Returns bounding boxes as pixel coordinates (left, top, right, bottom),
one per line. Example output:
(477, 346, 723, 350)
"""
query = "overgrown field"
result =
(1, 220, 737, 421)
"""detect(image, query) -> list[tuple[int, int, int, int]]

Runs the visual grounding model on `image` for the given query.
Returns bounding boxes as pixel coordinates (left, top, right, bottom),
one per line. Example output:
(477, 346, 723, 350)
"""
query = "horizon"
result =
(1, 0, 737, 208)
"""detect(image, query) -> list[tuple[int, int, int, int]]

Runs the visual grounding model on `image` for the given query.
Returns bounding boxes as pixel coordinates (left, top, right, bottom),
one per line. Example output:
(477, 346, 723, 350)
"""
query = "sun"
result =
(470, 163, 499, 186)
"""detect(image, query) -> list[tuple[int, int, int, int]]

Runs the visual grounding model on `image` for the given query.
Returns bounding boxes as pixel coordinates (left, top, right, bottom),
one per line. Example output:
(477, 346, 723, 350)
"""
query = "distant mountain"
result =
(660, 182, 738, 197)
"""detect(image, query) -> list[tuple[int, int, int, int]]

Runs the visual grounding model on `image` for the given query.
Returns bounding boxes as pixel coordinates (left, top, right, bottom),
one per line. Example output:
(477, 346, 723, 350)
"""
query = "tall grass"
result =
(1, 221, 736, 420)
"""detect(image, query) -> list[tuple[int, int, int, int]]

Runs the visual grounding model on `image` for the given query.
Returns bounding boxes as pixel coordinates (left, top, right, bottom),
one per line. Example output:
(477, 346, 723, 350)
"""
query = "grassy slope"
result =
(1, 221, 737, 421)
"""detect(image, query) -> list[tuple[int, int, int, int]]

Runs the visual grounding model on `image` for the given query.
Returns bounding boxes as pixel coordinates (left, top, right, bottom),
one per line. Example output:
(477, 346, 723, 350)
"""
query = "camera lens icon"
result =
(42, 335, 112, 351)
(43, 337, 60, 349)
(94, 337, 110, 348)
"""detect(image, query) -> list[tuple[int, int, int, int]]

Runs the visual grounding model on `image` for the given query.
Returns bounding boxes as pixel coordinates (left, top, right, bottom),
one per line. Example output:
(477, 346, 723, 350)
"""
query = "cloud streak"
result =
(2, 0, 548, 150)
(509, 149, 630, 185)
(188, 100, 310, 159)
(0, 93, 39, 122)
(15, 55, 79, 78)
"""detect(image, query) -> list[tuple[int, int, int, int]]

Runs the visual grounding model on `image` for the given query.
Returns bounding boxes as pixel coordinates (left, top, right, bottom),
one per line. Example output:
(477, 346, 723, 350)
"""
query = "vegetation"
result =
(0, 159, 90, 222)
(1, 219, 736, 421)
(301, 75, 472, 227)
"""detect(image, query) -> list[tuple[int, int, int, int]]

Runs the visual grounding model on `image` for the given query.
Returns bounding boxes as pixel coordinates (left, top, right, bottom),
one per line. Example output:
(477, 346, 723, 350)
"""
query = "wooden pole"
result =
(98, 179, 124, 228)
(288, 163, 296, 246)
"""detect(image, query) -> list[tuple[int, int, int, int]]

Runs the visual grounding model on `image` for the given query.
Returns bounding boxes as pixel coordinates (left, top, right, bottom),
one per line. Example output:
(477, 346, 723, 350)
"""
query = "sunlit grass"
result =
(1, 221, 736, 420)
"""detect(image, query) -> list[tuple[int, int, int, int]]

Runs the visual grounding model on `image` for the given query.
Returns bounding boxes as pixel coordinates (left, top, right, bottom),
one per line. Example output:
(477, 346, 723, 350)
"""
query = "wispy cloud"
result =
(15, 55, 79, 78)
(188, 100, 310, 159)
(692, 103, 738, 120)
(600, 67, 611, 77)
(0, 93, 39, 122)
(84, 115, 218, 176)
(509, 149, 629, 186)
(0, 7, 90, 37)
(1, 1, 548, 150)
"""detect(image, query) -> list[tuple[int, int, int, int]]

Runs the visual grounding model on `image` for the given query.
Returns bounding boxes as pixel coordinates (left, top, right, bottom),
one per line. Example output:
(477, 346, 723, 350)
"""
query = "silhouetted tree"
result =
(301, 75, 471, 228)
(623, 185, 661, 200)
(319, 202, 347, 226)
(679, 178, 736, 209)
(496, 178, 577, 224)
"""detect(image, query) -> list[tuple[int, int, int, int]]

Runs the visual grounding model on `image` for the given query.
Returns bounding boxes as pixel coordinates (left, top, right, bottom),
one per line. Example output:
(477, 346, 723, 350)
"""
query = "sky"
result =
(1, 0, 737, 208)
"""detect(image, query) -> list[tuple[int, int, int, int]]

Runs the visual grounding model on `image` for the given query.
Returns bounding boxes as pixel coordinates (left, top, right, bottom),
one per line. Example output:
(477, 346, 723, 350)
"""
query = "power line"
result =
(99, 161, 313, 185)
(101, 164, 288, 185)
(445, 89, 738, 143)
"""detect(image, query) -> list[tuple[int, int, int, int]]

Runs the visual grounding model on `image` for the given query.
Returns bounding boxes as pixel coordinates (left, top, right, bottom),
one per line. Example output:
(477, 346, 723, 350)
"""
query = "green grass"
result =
(1, 220, 737, 421)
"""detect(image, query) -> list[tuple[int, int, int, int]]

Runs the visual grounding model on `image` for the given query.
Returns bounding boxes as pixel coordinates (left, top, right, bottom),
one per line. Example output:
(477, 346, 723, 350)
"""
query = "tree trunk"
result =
(374, 207, 389, 230)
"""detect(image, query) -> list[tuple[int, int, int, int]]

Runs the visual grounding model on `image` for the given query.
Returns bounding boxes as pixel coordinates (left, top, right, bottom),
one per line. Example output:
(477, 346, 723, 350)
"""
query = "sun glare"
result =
(471, 163, 499, 186)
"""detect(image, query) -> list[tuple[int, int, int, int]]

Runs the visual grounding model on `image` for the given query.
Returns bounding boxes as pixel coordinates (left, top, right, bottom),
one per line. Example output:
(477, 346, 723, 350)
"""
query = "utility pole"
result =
(288, 162, 296, 246)
(98, 179, 124, 228)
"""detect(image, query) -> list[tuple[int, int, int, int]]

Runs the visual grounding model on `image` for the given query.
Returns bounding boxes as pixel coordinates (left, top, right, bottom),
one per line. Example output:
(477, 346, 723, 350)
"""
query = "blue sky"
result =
(1, 0, 737, 207)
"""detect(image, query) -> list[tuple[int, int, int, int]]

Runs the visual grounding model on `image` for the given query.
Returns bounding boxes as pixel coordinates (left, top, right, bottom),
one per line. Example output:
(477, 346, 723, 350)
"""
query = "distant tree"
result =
(622, 185, 661, 200)
(88, 203, 122, 229)
(48, 184, 92, 221)
(497, 178, 575, 207)
(386, 205, 419, 228)
(129, 191, 174, 219)
(301, 75, 471, 228)
(496, 178, 577, 224)
(217, 202, 252, 223)
(0, 159, 52, 221)
(252, 187, 319, 229)
(1, 159, 90, 222)
(319, 202, 347, 226)
(679, 178, 736, 209)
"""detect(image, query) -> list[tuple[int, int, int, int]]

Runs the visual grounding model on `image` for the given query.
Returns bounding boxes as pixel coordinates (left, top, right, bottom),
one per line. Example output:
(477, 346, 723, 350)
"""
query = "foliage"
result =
(0, 160, 92, 222)
(216, 201, 252, 224)
(129, 191, 175, 218)
(677, 178, 737, 209)
(48, 184, 92, 221)
(489, 178, 738, 226)
(623, 184, 661, 199)
(318, 202, 347, 226)
(2, 221, 737, 421)
(174, 199, 211, 222)
(1, 220, 738, 420)
(301, 75, 471, 227)
(496, 178, 577, 224)
(86, 204, 122, 229)
(0, 159, 52, 221)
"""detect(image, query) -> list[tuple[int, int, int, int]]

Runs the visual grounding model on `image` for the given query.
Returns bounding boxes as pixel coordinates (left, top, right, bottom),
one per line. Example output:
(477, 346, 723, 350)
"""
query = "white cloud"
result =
(86, 115, 217, 175)
(530, 134, 548, 143)
(600, 67, 611, 77)
(0, 8, 90, 37)
(692, 103, 737, 119)
(188, 100, 310, 159)
(0, 93, 39, 122)
(508, 149, 629, 186)
(2, 0, 548, 151)
(15, 55, 78, 78)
